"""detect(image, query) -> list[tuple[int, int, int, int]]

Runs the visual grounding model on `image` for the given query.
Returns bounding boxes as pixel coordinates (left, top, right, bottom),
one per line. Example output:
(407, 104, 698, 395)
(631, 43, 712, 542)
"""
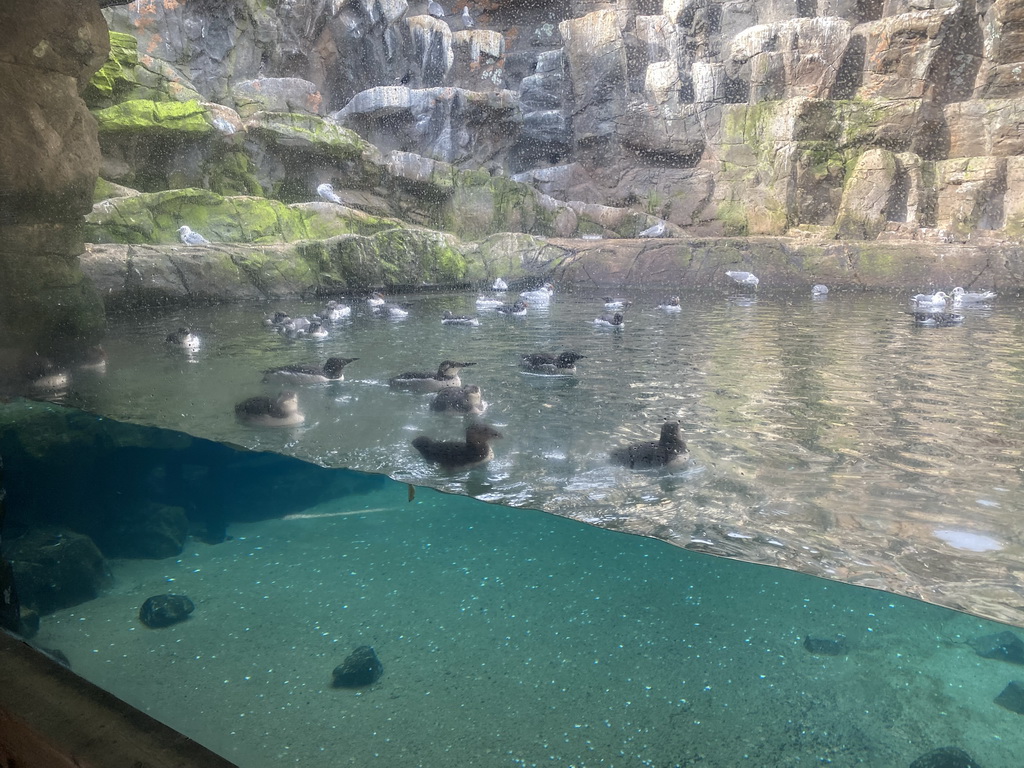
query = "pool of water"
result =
(53, 287, 1024, 626)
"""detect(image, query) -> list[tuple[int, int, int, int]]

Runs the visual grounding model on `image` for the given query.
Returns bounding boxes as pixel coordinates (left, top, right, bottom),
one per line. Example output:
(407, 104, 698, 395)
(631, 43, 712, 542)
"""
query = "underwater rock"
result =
(3, 528, 111, 614)
(968, 630, 1024, 665)
(139, 594, 195, 628)
(803, 635, 847, 656)
(994, 680, 1024, 715)
(94, 501, 189, 560)
(331, 645, 383, 688)
(908, 746, 982, 768)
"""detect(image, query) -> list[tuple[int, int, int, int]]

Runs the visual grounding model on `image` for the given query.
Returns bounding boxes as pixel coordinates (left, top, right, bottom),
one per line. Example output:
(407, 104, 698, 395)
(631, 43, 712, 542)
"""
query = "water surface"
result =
(58, 288, 1024, 625)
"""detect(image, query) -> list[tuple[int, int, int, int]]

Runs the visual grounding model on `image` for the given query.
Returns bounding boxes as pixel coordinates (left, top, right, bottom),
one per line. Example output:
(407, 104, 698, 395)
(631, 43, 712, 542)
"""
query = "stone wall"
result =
(0, 0, 108, 385)
(101, 0, 1024, 245)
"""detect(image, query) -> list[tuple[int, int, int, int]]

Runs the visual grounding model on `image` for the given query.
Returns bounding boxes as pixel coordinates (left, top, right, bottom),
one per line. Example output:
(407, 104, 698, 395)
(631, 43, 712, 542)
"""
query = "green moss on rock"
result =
(93, 100, 213, 135)
(246, 112, 367, 160)
(85, 31, 139, 107)
(204, 150, 264, 197)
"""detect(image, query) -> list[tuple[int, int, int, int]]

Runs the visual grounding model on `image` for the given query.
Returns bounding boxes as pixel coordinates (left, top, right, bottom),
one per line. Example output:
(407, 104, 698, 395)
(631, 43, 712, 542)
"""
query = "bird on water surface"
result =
(430, 385, 487, 415)
(519, 350, 585, 375)
(610, 421, 689, 470)
(389, 360, 475, 392)
(412, 423, 503, 470)
(263, 357, 358, 384)
(234, 391, 305, 427)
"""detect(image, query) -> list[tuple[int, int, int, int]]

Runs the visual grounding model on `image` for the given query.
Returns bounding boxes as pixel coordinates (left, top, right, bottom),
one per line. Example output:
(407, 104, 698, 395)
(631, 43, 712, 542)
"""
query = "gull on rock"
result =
(461, 5, 475, 27)
(178, 225, 210, 246)
(316, 183, 343, 204)
(812, 284, 829, 297)
(725, 270, 759, 287)
(427, 0, 445, 17)
(638, 221, 666, 238)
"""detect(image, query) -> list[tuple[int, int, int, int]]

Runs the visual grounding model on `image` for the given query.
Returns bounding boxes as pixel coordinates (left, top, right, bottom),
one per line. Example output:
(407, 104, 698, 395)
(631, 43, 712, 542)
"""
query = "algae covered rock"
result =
(93, 99, 213, 135)
(85, 30, 140, 107)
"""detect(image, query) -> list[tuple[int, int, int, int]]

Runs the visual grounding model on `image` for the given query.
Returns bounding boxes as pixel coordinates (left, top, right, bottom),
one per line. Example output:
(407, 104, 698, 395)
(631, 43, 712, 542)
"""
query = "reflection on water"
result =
(45, 289, 1024, 625)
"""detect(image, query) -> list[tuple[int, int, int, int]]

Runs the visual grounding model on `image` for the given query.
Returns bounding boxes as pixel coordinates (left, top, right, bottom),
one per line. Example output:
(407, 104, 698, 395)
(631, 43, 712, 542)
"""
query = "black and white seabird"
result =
(609, 421, 688, 470)
(412, 423, 503, 470)
(429, 385, 487, 415)
(234, 391, 305, 427)
(519, 350, 585, 375)
(263, 357, 358, 384)
(389, 360, 475, 392)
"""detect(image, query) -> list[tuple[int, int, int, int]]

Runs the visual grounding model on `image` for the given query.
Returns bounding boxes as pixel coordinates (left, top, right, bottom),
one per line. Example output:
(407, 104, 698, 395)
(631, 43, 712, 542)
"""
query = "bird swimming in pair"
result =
(366, 292, 386, 307)
(495, 299, 528, 316)
(594, 312, 624, 327)
(603, 298, 631, 310)
(657, 296, 681, 311)
(441, 310, 480, 326)
(951, 286, 996, 304)
(519, 350, 585, 375)
(389, 360, 475, 392)
(412, 423, 503, 470)
(166, 327, 201, 350)
(316, 183, 343, 204)
(609, 421, 689, 469)
(910, 291, 949, 307)
(178, 225, 210, 246)
(430, 385, 487, 415)
(263, 357, 358, 384)
(234, 391, 304, 427)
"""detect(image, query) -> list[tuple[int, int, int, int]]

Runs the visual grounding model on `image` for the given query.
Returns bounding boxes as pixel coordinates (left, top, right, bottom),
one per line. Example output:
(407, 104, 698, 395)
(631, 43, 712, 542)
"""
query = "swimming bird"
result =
(75, 345, 108, 372)
(725, 270, 759, 287)
(429, 384, 487, 415)
(317, 183, 343, 204)
(389, 360, 475, 392)
(166, 327, 201, 350)
(603, 297, 631, 309)
(491, 277, 508, 291)
(235, 391, 305, 427)
(461, 5, 475, 28)
(263, 357, 358, 384)
(178, 225, 210, 245)
(495, 299, 528, 316)
(375, 303, 409, 319)
(594, 312, 624, 327)
(320, 300, 351, 321)
(367, 292, 386, 307)
(638, 220, 666, 238)
(476, 295, 504, 308)
(427, 0, 445, 16)
(305, 322, 329, 340)
(282, 316, 313, 337)
(910, 291, 950, 307)
(265, 311, 291, 327)
(812, 284, 829, 297)
(609, 421, 689, 470)
(519, 350, 585, 375)
(412, 423, 503, 470)
(951, 286, 996, 304)
(520, 283, 554, 304)
(442, 310, 480, 326)
(657, 296, 682, 312)
(908, 311, 965, 326)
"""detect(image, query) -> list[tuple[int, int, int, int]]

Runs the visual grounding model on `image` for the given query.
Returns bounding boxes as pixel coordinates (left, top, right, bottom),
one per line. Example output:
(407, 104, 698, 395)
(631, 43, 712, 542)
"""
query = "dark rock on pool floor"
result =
(332, 645, 382, 688)
(139, 594, 195, 628)
(908, 746, 982, 768)
(968, 630, 1024, 665)
(803, 635, 847, 656)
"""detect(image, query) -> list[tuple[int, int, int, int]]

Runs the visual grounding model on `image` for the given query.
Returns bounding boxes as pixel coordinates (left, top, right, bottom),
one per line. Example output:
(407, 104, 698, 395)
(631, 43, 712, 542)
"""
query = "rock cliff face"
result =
(102, 0, 1024, 244)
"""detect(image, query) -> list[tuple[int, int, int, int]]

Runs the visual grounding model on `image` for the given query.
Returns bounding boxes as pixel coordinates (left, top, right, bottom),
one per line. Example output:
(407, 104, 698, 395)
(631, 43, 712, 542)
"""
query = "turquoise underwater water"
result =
(4, 408, 1024, 767)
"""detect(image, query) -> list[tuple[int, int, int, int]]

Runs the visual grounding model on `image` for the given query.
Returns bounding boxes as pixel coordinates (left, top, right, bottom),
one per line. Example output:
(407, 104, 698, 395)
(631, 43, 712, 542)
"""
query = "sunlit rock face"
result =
(96, 0, 1024, 243)
(0, 0, 107, 383)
